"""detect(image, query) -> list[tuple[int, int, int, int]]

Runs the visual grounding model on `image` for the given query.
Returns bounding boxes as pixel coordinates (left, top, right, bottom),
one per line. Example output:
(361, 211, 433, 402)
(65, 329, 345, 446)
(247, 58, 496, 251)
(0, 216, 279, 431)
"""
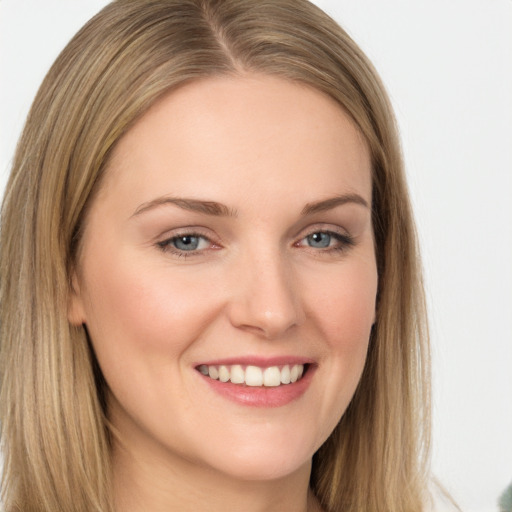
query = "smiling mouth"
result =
(197, 364, 307, 387)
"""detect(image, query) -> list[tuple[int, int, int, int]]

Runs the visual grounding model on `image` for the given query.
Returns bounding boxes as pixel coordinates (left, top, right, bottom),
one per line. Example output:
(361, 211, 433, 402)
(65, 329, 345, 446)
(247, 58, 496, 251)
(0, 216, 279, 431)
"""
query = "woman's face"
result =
(69, 75, 377, 482)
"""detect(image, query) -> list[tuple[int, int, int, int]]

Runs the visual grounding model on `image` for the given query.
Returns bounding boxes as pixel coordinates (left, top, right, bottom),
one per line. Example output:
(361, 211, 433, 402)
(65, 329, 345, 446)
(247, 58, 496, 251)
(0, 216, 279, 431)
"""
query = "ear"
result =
(68, 270, 87, 326)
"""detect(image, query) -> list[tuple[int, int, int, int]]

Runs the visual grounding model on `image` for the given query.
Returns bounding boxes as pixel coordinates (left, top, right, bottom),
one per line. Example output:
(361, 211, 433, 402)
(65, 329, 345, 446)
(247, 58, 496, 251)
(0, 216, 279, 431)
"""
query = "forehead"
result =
(100, 74, 372, 211)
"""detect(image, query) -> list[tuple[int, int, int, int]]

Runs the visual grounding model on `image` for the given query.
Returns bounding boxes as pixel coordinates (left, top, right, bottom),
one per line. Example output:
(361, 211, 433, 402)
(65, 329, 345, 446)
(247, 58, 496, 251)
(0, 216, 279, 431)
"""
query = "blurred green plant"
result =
(499, 482, 512, 512)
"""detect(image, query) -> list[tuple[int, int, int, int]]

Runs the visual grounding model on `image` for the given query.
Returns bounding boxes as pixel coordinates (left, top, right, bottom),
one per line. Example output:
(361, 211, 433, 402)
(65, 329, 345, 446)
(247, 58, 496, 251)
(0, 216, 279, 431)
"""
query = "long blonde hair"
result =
(0, 1, 431, 510)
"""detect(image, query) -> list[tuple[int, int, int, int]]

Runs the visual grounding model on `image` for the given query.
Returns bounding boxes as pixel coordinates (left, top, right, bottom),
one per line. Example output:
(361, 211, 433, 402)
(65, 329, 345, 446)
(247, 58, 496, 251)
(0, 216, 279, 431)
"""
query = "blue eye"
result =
(297, 230, 354, 253)
(157, 233, 211, 254)
(173, 235, 201, 251)
(306, 232, 332, 248)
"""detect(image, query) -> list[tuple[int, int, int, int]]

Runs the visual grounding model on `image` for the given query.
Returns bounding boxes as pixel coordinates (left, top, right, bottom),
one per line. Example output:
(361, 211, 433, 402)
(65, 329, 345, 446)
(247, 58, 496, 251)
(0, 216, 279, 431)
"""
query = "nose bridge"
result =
(228, 242, 303, 338)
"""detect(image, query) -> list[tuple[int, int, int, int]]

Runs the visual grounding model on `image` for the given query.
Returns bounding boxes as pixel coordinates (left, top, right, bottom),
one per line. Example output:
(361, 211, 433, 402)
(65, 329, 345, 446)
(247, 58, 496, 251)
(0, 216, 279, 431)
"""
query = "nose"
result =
(226, 250, 304, 339)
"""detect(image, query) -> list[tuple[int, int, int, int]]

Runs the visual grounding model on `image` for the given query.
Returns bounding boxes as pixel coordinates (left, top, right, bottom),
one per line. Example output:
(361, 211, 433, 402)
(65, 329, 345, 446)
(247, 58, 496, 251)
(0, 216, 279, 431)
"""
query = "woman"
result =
(0, 0, 431, 510)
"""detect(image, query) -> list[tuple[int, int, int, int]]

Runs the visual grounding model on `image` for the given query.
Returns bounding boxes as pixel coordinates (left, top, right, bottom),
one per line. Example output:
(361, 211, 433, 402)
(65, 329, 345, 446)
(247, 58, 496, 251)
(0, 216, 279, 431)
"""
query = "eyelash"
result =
(156, 229, 355, 258)
(156, 231, 215, 257)
(295, 231, 355, 253)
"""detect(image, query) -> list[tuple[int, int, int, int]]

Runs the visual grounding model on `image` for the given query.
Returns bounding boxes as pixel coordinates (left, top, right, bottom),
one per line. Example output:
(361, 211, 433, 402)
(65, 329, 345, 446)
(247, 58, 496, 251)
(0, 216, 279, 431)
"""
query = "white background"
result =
(1, 2, 511, 511)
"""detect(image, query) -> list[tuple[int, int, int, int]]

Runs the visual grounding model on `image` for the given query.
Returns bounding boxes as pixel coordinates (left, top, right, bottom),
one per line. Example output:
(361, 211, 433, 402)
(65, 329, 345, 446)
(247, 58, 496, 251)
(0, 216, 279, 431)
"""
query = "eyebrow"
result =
(132, 197, 237, 218)
(301, 193, 369, 215)
(132, 192, 369, 219)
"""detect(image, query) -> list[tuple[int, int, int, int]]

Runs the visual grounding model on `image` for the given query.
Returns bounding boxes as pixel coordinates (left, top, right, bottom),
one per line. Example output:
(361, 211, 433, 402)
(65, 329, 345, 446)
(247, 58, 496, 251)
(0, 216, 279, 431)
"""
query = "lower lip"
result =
(198, 366, 315, 408)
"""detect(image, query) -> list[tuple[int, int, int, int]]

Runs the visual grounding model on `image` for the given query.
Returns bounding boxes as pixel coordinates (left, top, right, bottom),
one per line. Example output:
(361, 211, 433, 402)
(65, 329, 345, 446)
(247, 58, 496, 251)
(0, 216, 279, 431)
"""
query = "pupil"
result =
(174, 235, 199, 251)
(308, 232, 330, 248)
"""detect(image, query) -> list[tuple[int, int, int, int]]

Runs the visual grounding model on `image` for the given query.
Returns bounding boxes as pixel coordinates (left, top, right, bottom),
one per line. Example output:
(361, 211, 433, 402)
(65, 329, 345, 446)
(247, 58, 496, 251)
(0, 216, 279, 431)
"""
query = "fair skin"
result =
(69, 74, 377, 512)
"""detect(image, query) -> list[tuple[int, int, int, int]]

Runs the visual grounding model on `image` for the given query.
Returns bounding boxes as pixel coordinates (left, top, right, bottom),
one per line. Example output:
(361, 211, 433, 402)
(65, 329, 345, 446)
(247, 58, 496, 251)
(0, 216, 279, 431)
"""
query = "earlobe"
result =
(67, 272, 86, 326)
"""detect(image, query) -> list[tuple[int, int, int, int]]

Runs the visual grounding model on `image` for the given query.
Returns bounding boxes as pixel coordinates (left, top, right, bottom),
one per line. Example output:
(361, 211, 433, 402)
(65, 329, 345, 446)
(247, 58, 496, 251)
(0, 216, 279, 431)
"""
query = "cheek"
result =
(301, 259, 377, 429)
(79, 255, 223, 373)
(78, 256, 228, 435)
(305, 260, 377, 349)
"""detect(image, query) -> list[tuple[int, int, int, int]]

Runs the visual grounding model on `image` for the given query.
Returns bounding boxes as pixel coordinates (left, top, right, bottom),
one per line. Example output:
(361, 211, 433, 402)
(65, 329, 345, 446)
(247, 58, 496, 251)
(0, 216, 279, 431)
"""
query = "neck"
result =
(112, 437, 322, 512)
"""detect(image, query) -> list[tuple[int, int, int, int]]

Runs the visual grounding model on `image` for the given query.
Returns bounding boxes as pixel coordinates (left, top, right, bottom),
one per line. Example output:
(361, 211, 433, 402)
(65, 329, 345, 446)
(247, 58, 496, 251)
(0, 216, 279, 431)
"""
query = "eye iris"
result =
(307, 232, 331, 248)
(173, 235, 200, 251)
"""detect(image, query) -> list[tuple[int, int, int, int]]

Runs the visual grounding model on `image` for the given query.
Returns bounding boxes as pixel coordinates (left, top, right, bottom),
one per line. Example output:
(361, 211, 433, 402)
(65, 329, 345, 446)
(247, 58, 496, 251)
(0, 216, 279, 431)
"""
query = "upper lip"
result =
(194, 355, 315, 367)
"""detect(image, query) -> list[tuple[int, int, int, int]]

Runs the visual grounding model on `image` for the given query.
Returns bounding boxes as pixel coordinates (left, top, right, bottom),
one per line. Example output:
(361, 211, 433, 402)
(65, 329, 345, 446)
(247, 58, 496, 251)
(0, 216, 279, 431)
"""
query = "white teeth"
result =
(263, 366, 281, 387)
(218, 365, 230, 382)
(198, 363, 306, 387)
(230, 364, 245, 384)
(245, 366, 263, 386)
(280, 364, 291, 384)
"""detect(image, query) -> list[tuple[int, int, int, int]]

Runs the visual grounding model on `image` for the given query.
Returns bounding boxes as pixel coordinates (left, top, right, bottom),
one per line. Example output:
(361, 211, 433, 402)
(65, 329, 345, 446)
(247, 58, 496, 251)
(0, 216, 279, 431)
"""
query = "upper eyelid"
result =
(156, 226, 217, 242)
(155, 228, 215, 252)
(156, 234, 216, 258)
(295, 223, 351, 239)
(296, 230, 354, 245)
(154, 223, 352, 246)
(159, 232, 213, 245)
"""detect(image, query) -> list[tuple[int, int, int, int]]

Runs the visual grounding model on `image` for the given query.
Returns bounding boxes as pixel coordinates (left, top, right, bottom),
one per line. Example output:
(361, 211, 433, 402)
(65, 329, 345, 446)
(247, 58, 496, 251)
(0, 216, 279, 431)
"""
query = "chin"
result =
(209, 453, 311, 482)
(192, 428, 319, 483)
